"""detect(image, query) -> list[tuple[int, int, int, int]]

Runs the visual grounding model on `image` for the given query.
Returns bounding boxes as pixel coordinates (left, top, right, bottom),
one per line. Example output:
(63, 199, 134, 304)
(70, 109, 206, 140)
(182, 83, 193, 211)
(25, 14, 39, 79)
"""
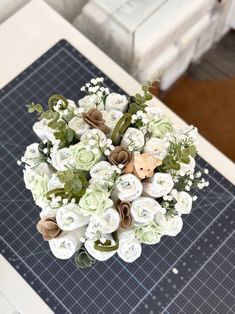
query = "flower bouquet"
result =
(19, 78, 209, 268)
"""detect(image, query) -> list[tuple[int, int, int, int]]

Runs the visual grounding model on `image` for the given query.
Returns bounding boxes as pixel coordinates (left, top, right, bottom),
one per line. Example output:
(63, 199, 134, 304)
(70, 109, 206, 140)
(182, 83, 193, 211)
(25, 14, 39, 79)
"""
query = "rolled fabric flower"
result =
(108, 146, 132, 167)
(79, 184, 113, 216)
(90, 161, 116, 181)
(74, 246, 96, 268)
(155, 212, 183, 236)
(171, 189, 192, 214)
(37, 218, 62, 240)
(80, 128, 107, 149)
(97, 207, 120, 233)
(49, 228, 85, 259)
(135, 221, 163, 245)
(51, 147, 73, 171)
(117, 230, 141, 263)
(148, 117, 173, 138)
(121, 127, 145, 151)
(83, 108, 110, 134)
(105, 93, 128, 113)
(131, 197, 162, 224)
(68, 116, 90, 138)
(102, 110, 123, 133)
(84, 237, 117, 261)
(144, 138, 168, 160)
(117, 202, 133, 229)
(23, 143, 43, 167)
(142, 173, 174, 198)
(78, 95, 97, 111)
(56, 203, 90, 231)
(33, 119, 57, 144)
(112, 174, 143, 202)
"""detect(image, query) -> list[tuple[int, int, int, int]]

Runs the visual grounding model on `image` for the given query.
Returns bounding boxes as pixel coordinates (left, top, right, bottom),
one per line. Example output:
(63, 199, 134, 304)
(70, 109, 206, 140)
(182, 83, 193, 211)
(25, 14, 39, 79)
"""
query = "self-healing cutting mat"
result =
(0, 40, 234, 314)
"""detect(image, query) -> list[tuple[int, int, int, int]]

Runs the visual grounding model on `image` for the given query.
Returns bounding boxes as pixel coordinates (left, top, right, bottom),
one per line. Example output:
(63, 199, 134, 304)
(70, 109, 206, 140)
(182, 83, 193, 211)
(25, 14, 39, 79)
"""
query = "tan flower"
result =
(83, 108, 110, 134)
(37, 218, 62, 240)
(117, 202, 133, 229)
(108, 146, 132, 167)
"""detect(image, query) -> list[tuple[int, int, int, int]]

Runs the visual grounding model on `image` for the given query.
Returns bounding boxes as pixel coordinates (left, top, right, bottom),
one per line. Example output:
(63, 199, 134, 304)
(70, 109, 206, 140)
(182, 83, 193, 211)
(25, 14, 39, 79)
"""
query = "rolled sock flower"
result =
(84, 235, 117, 261)
(90, 161, 116, 183)
(51, 147, 73, 171)
(105, 93, 128, 112)
(131, 197, 162, 225)
(121, 128, 145, 151)
(56, 203, 90, 231)
(171, 189, 192, 214)
(68, 116, 90, 138)
(144, 138, 168, 160)
(49, 228, 85, 259)
(78, 95, 98, 111)
(102, 110, 123, 133)
(117, 230, 142, 263)
(33, 119, 57, 144)
(155, 212, 183, 236)
(112, 174, 143, 202)
(142, 173, 174, 198)
(96, 207, 120, 234)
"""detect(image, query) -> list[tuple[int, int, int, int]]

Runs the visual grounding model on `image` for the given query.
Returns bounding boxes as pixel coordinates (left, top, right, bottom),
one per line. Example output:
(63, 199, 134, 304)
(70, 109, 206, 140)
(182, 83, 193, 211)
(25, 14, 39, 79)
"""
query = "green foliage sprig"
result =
(26, 102, 43, 113)
(128, 82, 153, 115)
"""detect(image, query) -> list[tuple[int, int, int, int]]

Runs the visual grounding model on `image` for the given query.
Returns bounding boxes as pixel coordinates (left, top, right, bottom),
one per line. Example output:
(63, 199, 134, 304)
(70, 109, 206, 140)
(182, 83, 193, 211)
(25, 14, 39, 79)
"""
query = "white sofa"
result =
(74, 0, 233, 90)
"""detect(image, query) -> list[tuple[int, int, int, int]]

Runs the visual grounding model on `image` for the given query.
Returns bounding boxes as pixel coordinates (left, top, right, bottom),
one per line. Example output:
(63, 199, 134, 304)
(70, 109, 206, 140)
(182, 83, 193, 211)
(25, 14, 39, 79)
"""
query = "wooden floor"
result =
(162, 30, 235, 162)
(188, 30, 235, 80)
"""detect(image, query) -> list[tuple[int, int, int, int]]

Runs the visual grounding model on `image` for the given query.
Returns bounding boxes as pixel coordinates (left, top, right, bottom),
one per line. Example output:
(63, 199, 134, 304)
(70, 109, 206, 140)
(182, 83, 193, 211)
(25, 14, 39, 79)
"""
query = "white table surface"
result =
(0, 0, 234, 313)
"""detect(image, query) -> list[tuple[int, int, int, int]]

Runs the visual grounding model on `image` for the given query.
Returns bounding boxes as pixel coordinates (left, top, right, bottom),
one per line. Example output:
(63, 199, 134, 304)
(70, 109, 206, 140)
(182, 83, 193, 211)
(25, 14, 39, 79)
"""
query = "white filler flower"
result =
(117, 230, 142, 263)
(143, 173, 174, 198)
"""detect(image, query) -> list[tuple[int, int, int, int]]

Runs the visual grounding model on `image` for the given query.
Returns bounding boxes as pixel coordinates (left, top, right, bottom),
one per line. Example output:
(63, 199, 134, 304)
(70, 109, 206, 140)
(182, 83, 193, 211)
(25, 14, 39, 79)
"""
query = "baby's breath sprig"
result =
(80, 77, 109, 108)
(174, 169, 209, 192)
(161, 197, 177, 217)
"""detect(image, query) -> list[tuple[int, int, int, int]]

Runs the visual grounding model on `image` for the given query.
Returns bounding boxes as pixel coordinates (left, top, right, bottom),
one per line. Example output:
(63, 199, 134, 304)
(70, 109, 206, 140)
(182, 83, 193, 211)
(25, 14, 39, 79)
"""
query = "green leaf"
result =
(67, 128, 74, 143)
(28, 107, 35, 113)
(144, 93, 153, 100)
(64, 178, 82, 193)
(170, 160, 181, 170)
(57, 170, 74, 183)
(35, 104, 43, 113)
(181, 156, 190, 164)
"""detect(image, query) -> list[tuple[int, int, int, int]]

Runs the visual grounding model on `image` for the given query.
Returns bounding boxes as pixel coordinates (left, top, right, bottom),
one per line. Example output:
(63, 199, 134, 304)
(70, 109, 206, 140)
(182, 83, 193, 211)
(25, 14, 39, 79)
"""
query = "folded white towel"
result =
(131, 197, 162, 225)
(155, 212, 183, 237)
(117, 230, 142, 263)
(56, 203, 90, 231)
(68, 116, 90, 138)
(142, 173, 174, 198)
(105, 93, 128, 113)
(112, 174, 143, 202)
(49, 228, 85, 259)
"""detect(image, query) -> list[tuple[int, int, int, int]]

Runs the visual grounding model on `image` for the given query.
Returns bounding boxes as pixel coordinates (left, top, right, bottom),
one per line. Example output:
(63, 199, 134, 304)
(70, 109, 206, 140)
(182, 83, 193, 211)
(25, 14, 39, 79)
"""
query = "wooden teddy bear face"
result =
(124, 152, 162, 180)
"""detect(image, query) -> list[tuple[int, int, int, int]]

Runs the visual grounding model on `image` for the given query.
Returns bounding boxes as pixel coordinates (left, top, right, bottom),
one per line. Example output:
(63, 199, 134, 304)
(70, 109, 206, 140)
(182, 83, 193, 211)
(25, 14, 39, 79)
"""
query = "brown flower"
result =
(36, 218, 62, 241)
(108, 146, 132, 167)
(117, 202, 133, 229)
(83, 108, 110, 134)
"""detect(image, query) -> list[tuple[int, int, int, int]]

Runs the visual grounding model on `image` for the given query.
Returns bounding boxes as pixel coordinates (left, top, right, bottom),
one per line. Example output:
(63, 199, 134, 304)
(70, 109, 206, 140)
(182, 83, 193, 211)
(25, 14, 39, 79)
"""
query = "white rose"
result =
(56, 203, 90, 231)
(121, 128, 145, 151)
(131, 197, 162, 224)
(117, 230, 142, 263)
(33, 119, 57, 144)
(49, 228, 85, 259)
(105, 93, 128, 113)
(112, 174, 143, 202)
(144, 138, 168, 160)
(85, 237, 117, 261)
(23, 163, 53, 190)
(171, 189, 192, 214)
(23, 143, 43, 166)
(102, 110, 123, 133)
(96, 207, 120, 234)
(68, 116, 90, 138)
(143, 173, 174, 198)
(177, 157, 196, 176)
(80, 128, 107, 148)
(51, 147, 73, 171)
(155, 212, 183, 236)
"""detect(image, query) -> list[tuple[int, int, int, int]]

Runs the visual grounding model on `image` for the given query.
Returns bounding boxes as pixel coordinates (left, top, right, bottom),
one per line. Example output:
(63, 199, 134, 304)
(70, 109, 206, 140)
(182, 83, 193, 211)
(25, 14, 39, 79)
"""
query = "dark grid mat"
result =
(0, 40, 234, 314)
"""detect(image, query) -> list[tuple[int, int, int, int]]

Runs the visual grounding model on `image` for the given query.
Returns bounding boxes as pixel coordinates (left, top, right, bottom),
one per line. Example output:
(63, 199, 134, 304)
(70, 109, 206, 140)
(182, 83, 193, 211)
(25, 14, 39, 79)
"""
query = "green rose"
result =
(30, 174, 49, 207)
(135, 221, 163, 244)
(148, 117, 173, 138)
(79, 184, 113, 216)
(69, 142, 101, 171)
